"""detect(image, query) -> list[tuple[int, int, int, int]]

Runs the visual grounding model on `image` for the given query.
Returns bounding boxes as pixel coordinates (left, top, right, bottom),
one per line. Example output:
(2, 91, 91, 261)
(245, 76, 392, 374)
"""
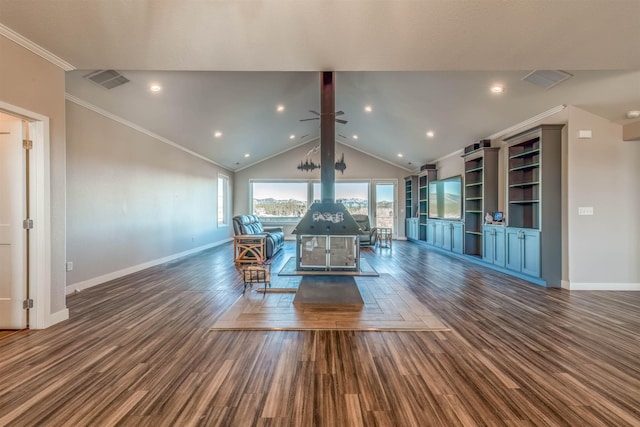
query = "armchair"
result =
(352, 214, 378, 247)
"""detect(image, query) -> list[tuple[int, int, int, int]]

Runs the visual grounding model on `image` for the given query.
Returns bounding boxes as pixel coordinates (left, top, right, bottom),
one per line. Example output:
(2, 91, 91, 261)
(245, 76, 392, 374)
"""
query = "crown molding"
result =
(65, 94, 228, 170)
(0, 23, 75, 71)
(487, 105, 567, 140)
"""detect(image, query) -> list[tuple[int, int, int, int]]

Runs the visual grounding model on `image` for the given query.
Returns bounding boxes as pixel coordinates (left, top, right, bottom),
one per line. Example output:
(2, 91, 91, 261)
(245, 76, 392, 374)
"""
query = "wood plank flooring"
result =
(211, 274, 450, 331)
(0, 241, 639, 426)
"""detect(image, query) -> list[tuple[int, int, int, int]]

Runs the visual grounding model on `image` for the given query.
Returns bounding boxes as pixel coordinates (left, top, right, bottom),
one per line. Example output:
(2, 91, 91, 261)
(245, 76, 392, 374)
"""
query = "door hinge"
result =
(23, 299, 34, 309)
(23, 139, 33, 150)
(23, 219, 34, 229)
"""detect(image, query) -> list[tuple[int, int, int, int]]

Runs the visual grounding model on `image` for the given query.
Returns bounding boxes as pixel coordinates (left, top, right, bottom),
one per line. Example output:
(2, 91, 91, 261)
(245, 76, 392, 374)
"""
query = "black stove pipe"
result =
(320, 71, 336, 203)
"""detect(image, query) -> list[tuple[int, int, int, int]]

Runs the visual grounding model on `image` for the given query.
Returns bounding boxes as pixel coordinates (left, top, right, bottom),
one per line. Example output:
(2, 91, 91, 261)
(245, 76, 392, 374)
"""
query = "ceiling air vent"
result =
(84, 70, 130, 89)
(522, 70, 573, 90)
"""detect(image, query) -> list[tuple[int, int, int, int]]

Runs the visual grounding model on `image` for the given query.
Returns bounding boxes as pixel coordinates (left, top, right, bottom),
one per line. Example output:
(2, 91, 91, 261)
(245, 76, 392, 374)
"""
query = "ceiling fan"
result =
(299, 110, 348, 124)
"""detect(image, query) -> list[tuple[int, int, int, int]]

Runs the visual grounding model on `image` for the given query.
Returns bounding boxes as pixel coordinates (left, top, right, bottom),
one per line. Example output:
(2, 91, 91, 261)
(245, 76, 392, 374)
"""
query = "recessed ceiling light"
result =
(364, 105, 373, 113)
(149, 84, 162, 92)
(277, 104, 285, 112)
(244, 153, 250, 158)
(214, 131, 223, 138)
(352, 134, 359, 140)
(627, 110, 640, 119)
(491, 84, 505, 93)
(289, 134, 295, 140)
(397, 153, 404, 158)
(426, 131, 435, 138)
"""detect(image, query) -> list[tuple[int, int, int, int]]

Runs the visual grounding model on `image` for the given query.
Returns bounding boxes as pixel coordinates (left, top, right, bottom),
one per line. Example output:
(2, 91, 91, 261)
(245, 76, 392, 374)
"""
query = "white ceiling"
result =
(1, 0, 639, 171)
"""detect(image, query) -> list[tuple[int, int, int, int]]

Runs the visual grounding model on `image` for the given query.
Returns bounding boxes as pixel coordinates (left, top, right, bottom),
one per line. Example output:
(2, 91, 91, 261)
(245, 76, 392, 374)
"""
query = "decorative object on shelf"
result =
(485, 212, 493, 224)
(464, 139, 492, 155)
(335, 153, 347, 174)
(297, 159, 320, 172)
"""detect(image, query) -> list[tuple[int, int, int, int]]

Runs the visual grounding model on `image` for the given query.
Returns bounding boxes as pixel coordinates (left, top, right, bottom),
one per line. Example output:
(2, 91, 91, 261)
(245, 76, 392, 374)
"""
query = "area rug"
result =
(211, 274, 450, 332)
(277, 256, 379, 277)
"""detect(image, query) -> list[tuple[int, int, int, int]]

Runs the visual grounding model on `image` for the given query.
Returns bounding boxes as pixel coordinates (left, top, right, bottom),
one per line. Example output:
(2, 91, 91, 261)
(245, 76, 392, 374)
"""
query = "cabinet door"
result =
(482, 227, 494, 262)
(521, 230, 540, 277)
(493, 227, 506, 267)
(451, 223, 464, 254)
(434, 222, 444, 247)
(505, 228, 522, 272)
(426, 222, 434, 244)
(443, 223, 453, 251)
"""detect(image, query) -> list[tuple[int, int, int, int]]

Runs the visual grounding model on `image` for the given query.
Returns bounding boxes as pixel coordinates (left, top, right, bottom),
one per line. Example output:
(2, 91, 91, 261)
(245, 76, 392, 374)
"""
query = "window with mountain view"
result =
(251, 181, 308, 221)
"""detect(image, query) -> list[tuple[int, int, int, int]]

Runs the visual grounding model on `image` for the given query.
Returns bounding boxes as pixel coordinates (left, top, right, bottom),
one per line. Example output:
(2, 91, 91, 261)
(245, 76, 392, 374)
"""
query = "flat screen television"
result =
(428, 175, 463, 220)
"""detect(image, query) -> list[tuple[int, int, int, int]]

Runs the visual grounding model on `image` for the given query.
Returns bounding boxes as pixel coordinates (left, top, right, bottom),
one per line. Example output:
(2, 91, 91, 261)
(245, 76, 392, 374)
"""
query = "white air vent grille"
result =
(522, 70, 573, 90)
(84, 70, 130, 89)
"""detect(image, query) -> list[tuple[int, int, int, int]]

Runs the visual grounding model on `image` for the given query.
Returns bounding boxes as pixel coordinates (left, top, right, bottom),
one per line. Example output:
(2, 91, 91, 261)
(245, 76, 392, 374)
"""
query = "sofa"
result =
(352, 214, 378, 247)
(232, 215, 285, 258)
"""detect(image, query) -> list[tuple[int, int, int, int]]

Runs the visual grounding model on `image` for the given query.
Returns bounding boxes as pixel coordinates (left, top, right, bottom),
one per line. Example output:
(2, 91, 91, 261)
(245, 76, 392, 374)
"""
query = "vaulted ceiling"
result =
(1, 0, 638, 171)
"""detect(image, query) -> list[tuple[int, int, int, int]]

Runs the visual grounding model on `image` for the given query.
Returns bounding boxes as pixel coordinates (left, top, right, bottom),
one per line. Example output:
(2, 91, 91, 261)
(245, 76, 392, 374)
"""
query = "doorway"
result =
(0, 101, 54, 330)
(0, 112, 27, 329)
(374, 181, 396, 235)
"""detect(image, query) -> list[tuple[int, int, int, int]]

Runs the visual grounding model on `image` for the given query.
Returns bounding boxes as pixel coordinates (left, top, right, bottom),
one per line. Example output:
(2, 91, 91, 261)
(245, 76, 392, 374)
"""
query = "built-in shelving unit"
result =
(504, 124, 563, 286)
(418, 168, 437, 241)
(462, 147, 499, 257)
(404, 175, 418, 219)
(404, 175, 419, 240)
(507, 133, 542, 228)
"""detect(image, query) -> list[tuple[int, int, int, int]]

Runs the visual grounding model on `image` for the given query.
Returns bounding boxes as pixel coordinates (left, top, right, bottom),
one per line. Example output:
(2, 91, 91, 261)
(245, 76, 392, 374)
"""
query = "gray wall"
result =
(0, 35, 67, 315)
(566, 106, 640, 288)
(234, 139, 411, 237)
(66, 102, 233, 287)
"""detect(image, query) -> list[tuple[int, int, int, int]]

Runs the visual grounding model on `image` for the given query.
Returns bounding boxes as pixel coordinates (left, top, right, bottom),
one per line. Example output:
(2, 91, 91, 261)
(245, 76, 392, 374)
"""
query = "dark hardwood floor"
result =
(0, 241, 638, 426)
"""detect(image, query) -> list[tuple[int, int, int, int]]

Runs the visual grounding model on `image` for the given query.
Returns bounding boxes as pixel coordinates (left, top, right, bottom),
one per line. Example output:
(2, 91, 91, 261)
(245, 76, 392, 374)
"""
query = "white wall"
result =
(434, 150, 464, 180)
(66, 102, 234, 290)
(566, 106, 640, 289)
(234, 140, 411, 237)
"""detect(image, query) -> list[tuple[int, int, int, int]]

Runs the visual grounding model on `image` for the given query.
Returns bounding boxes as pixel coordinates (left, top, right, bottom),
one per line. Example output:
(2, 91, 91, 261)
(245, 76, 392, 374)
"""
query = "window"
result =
(217, 174, 229, 226)
(251, 180, 377, 222)
(312, 181, 369, 215)
(251, 181, 308, 222)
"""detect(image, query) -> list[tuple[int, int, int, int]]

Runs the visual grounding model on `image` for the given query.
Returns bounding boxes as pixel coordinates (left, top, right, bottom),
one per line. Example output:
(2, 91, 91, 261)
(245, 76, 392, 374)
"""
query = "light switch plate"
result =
(578, 207, 594, 216)
(66, 261, 73, 271)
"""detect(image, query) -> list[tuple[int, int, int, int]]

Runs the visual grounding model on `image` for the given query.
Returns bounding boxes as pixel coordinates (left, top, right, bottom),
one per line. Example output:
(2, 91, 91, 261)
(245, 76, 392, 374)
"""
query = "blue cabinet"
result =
(426, 221, 436, 245)
(482, 225, 506, 267)
(427, 220, 464, 254)
(406, 218, 419, 240)
(451, 223, 464, 254)
(505, 228, 540, 277)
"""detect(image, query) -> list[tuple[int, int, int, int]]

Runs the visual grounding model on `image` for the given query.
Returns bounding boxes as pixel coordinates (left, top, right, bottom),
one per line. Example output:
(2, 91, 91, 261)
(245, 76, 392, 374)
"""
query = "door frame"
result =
(0, 101, 52, 330)
(372, 179, 398, 237)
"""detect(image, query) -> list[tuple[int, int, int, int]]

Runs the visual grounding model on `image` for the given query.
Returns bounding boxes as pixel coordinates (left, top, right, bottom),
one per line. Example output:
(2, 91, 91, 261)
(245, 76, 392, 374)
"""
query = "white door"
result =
(374, 182, 396, 233)
(0, 113, 27, 329)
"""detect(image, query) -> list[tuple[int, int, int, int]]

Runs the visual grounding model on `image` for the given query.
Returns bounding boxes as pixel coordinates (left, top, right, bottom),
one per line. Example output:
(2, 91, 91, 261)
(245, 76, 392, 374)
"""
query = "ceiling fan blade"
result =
(335, 118, 348, 124)
(309, 110, 320, 115)
(300, 118, 319, 121)
(335, 111, 344, 116)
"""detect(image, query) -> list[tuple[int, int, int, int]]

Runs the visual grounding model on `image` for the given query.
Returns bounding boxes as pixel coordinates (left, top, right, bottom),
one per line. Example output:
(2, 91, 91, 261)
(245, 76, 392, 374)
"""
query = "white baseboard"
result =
(565, 281, 640, 291)
(66, 239, 232, 295)
(43, 308, 70, 328)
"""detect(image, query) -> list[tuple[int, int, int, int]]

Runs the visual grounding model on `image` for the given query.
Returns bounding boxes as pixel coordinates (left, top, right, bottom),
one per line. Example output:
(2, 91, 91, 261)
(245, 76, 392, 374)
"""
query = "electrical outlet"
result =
(578, 207, 594, 216)
(66, 261, 73, 271)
